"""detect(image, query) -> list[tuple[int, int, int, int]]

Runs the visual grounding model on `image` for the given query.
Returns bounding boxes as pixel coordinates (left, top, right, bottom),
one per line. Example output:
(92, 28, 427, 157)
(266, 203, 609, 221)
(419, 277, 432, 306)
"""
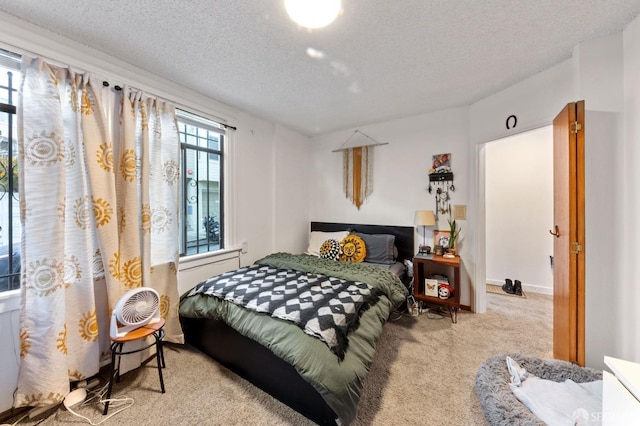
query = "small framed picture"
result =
(424, 278, 439, 297)
(431, 153, 452, 174)
(433, 230, 451, 249)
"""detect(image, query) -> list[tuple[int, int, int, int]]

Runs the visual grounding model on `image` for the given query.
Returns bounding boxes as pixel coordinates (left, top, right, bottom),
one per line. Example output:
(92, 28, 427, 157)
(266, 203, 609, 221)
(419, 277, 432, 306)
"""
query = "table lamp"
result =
(414, 210, 436, 254)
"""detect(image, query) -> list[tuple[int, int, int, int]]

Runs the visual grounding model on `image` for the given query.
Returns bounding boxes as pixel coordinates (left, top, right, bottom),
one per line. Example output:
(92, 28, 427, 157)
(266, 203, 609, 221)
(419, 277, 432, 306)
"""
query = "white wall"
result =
(231, 116, 311, 267)
(574, 31, 625, 371)
(584, 110, 621, 369)
(0, 13, 311, 413)
(485, 126, 554, 294)
(309, 107, 473, 306)
(273, 123, 311, 254)
(574, 33, 624, 113)
(621, 14, 640, 364)
(471, 30, 630, 370)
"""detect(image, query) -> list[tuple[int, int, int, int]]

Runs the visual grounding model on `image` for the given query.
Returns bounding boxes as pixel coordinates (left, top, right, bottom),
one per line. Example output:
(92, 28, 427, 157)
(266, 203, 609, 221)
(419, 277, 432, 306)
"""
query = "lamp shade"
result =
(414, 210, 436, 227)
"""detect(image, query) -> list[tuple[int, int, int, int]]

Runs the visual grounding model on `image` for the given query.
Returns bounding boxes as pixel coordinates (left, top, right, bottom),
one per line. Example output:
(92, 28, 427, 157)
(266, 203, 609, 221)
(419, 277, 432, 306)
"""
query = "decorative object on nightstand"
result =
(446, 213, 461, 257)
(414, 210, 436, 255)
(438, 283, 454, 299)
(424, 278, 439, 297)
(433, 230, 450, 251)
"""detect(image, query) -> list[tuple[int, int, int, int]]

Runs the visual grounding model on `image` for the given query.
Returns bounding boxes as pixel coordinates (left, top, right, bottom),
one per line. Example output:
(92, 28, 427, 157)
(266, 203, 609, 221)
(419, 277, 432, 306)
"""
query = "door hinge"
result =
(571, 242, 583, 254)
(570, 121, 582, 134)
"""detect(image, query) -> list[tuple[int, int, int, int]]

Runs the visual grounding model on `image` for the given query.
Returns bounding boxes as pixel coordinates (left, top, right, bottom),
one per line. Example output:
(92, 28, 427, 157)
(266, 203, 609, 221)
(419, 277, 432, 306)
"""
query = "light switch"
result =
(453, 205, 466, 220)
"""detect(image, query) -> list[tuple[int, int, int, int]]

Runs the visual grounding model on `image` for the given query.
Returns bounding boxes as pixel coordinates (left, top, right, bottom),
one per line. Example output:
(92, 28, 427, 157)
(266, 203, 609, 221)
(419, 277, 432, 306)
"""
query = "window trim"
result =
(1, 53, 20, 294)
(0, 288, 20, 313)
(177, 109, 226, 258)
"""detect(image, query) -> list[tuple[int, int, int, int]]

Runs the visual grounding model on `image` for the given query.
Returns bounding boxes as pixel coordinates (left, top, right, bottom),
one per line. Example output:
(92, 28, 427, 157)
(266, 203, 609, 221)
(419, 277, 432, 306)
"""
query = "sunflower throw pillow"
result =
(339, 234, 367, 262)
(319, 239, 341, 261)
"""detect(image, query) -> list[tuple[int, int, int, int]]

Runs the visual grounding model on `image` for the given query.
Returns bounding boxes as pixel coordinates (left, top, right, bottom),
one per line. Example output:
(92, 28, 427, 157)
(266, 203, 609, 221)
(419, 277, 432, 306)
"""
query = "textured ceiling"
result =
(0, 1, 639, 136)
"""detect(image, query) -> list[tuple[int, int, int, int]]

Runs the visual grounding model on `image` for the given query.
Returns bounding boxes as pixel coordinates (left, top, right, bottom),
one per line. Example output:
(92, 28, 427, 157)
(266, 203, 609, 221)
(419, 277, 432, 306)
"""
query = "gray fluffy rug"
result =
(475, 354, 602, 425)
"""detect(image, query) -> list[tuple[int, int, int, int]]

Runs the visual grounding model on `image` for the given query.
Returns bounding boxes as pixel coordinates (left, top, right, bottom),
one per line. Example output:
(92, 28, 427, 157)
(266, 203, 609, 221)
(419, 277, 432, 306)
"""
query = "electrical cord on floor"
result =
(391, 295, 454, 321)
(388, 310, 404, 321)
(63, 380, 134, 425)
(423, 305, 454, 320)
(423, 307, 446, 320)
(2, 376, 134, 426)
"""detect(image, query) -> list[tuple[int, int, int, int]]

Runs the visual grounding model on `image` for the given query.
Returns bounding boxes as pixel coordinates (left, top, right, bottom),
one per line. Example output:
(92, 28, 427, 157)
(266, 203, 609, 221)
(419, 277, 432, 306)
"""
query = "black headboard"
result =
(310, 222, 415, 263)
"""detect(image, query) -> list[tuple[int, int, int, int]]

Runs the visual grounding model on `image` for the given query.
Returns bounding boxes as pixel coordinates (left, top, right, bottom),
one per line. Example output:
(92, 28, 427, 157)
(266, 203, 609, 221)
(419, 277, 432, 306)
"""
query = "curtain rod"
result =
(102, 80, 122, 91)
(101, 80, 236, 132)
(0, 31, 237, 128)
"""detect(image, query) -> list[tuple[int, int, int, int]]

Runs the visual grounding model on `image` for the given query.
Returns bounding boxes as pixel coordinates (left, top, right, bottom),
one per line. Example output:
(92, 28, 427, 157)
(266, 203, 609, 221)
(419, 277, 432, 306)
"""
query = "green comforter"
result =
(179, 253, 407, 424)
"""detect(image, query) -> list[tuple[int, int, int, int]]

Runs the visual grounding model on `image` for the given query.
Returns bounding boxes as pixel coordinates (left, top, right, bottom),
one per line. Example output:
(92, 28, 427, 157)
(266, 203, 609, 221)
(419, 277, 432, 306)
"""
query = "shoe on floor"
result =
(514, 280, 523, 296)
(502, 278, 515, 294)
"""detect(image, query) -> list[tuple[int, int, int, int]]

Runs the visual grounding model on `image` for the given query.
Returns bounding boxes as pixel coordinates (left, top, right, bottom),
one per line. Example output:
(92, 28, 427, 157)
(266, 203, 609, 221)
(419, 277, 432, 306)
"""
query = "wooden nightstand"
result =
(412, 255, 461, 323)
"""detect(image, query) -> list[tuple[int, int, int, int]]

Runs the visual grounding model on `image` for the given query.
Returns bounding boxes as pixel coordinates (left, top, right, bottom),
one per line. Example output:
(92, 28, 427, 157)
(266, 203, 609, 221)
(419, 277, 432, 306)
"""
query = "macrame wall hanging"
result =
(333, 130, 388, 210)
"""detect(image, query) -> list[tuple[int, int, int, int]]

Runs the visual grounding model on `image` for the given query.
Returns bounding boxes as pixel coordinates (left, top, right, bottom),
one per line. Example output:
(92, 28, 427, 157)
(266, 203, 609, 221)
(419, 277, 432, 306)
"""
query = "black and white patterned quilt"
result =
(187, 264, 381, 359)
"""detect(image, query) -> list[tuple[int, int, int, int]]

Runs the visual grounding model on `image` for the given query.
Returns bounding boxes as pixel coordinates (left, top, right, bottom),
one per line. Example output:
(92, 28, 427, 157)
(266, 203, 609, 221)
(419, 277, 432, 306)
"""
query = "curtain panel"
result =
(16, 56, 182, 408)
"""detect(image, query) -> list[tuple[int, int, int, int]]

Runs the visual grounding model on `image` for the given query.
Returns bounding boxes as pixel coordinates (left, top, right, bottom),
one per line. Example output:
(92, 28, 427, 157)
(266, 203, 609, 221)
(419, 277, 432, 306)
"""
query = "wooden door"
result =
(552, 101, 585, 366)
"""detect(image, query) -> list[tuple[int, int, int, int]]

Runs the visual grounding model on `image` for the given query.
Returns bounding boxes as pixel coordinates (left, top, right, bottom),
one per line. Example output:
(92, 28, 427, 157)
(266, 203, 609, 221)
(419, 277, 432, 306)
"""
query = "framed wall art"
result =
(430, 153, 452, 174)
(433, 230, 451, 249)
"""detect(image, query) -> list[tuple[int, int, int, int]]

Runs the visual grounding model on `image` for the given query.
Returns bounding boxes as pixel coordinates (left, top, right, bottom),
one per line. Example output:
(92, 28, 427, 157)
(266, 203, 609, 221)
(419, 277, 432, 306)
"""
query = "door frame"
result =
(474, 109, 585, 365)
(474, 122, 552, 313)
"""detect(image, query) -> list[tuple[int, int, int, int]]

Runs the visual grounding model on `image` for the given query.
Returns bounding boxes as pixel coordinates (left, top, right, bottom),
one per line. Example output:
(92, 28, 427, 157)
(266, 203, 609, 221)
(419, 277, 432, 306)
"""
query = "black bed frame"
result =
(181, 222, 415, 425)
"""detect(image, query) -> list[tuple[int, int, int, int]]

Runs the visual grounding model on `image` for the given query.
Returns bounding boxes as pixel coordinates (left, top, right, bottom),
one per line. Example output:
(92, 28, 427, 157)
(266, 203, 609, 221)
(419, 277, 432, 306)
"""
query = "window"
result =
(177, 110, 225, 256)
(0, 52, 225, 294)
(0, 49, 21, 293)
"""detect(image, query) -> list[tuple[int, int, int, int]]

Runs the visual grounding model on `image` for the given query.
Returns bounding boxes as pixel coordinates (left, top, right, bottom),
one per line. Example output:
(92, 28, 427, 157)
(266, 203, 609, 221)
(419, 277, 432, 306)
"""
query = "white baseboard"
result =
(486, 278, 553, 295)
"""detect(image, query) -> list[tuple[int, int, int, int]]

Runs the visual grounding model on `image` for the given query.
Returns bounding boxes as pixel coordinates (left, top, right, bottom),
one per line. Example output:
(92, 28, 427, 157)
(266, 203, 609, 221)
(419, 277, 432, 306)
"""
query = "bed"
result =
(179, 222, 414, 425)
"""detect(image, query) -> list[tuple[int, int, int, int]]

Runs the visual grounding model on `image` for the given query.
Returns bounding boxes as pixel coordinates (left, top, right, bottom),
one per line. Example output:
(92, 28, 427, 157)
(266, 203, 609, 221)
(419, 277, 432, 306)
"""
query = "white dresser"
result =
(603, 356, 640, 425)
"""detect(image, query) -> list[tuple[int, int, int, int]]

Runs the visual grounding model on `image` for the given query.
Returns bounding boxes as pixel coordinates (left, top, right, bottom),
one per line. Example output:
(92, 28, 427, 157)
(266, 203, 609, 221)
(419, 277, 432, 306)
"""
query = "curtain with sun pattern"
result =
(15, 56, 183, 408)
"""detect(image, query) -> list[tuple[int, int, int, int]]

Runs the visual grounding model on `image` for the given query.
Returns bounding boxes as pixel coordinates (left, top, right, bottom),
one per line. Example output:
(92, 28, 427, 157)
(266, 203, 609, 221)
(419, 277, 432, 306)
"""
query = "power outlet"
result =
(241, 240, 248, 254)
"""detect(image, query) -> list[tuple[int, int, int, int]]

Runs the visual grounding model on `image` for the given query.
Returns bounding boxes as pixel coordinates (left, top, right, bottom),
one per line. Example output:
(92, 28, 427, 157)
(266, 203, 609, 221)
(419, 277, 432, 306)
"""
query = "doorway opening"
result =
(484, 126, 554, 297)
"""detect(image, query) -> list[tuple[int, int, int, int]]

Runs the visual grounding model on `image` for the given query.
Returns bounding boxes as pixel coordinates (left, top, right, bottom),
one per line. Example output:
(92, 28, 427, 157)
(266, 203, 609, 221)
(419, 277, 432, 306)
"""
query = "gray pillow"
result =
(354, 232, 396, 264)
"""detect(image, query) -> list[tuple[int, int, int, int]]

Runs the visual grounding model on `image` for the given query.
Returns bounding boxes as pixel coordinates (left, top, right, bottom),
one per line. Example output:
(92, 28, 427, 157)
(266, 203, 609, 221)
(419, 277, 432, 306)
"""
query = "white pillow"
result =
(306, 231, 350, 256)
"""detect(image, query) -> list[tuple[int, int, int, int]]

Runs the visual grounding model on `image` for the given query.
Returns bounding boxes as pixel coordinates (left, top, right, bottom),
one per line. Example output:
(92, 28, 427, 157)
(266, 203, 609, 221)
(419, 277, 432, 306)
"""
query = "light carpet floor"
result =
(9, 292, 553, 425)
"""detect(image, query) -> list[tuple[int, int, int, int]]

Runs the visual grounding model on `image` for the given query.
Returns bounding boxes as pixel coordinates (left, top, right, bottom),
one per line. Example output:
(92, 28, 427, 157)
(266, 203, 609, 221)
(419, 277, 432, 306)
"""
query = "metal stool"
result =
(103, 318, 166, 415)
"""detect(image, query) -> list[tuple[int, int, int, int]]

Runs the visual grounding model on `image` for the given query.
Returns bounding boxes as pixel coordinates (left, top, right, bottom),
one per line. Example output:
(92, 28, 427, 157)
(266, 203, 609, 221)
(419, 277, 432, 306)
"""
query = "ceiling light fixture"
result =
(285, 0, 342, 29)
